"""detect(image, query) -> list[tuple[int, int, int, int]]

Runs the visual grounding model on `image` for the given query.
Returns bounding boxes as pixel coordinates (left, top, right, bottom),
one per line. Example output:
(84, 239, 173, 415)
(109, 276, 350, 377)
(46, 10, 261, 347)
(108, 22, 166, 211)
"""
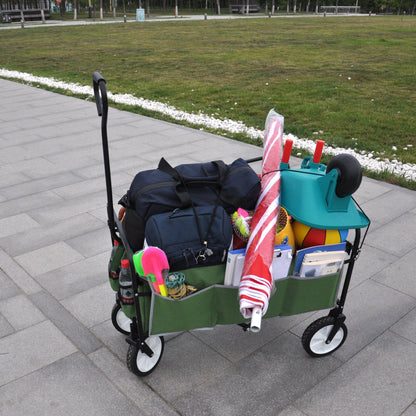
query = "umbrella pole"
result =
(250, 306, 262, 332)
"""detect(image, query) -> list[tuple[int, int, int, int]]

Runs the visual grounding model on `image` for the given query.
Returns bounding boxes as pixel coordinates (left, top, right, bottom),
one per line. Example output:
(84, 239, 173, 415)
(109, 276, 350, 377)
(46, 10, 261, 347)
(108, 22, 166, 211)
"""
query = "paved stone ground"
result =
(0, 78, 415, 416)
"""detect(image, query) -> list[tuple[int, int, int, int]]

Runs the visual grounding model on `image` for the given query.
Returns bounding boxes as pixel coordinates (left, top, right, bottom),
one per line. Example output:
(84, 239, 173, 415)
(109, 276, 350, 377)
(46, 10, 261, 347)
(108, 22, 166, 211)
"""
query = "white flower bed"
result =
(1, 68, 415, 182)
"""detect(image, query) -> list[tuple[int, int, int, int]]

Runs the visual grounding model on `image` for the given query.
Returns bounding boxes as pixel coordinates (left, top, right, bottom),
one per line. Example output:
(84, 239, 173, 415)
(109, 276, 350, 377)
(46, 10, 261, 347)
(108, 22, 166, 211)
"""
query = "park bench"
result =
(1, 9, 50, 23)
(229, 3, 261, 13)
(320, 5, 360, 13)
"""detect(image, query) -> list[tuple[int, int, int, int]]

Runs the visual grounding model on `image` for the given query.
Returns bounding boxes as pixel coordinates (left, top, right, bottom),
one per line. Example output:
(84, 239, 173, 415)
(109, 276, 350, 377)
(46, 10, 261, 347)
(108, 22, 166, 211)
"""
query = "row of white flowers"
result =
(1, 68, 414, 181)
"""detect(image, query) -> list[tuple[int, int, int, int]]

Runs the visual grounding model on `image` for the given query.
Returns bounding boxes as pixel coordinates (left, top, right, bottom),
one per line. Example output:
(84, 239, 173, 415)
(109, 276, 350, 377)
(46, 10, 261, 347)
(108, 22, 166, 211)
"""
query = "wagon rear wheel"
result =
(111, 303, 132, 335)
(302, 316, 347, 357)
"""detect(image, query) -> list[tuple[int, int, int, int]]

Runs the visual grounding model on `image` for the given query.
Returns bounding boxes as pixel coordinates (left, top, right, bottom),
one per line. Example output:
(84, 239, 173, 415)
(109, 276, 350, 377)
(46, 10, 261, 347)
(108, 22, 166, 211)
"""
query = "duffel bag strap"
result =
(158, 157, 228, 187)
(158, 157, 181, 181)
(157, 157, 228, 208)
(157, 157, 192, 207)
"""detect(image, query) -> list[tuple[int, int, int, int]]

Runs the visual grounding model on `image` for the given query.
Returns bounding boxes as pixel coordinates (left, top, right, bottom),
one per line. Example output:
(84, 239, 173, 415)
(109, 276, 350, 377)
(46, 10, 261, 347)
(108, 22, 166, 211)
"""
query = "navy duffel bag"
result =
(120, 157, 260, 252)
(145, 205, 233, 271)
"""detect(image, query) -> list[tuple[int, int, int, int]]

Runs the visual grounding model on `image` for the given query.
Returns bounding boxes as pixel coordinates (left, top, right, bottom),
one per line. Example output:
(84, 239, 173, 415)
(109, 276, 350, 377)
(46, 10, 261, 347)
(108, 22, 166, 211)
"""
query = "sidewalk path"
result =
(0, 78, 415, 416)
(0, 12, 368, 30)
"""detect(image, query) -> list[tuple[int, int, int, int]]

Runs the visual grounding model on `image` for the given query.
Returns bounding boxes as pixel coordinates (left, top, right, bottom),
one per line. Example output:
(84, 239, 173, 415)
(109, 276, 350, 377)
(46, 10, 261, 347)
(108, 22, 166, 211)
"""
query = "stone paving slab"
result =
(147, 332, 233, 402)
(89, 347, 181, 416)
(293, 330, 416, 416)
(0, 320, 77, 386)
(172, 332, 342, 416)
(61, 282, 115, 328)
(0, 190, 63, 220)
(30, 290, 103, 355)
(374, 247, 416, 298)
(0, 249, 42, 295)
(0, 269, 20, 301)
(365, 211, 416, 257)
(190, 312, 311, 363)
(0, 213, 39, 239)
(34, 252, 109, 300)
(15, 241, 84, 277)
(401, 405, 416, 416)
(391, 307, 416, 344)
(0, 352, 144, 416)
(0, 294, 44, 331)
(0, 78, 415, 416)
(0, 212, 105, 257)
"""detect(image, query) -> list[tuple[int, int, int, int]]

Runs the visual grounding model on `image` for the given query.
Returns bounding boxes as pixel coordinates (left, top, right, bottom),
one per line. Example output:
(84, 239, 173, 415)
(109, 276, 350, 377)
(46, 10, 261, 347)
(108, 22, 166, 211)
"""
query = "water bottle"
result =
(108, 240, 124, 292)
(119, 259, 134, 305)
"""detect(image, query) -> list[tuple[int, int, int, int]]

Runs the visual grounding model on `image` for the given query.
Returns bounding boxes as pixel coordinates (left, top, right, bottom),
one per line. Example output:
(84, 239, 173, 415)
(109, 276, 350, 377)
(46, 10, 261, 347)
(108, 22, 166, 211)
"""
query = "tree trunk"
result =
(60, 0, 66, 16)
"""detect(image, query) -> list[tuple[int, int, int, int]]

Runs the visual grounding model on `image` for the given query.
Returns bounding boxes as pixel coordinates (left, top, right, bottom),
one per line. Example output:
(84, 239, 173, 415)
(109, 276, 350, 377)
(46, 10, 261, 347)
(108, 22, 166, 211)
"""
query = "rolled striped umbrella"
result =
(239, 109, 284, 331)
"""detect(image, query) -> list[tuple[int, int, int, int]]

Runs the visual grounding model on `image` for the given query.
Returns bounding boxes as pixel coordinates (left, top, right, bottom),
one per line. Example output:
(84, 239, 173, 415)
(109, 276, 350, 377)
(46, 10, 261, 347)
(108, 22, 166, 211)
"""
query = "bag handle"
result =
(158, 158, 223, 253)
(158, 158, 228, 186)
(158, 158, 228, 208)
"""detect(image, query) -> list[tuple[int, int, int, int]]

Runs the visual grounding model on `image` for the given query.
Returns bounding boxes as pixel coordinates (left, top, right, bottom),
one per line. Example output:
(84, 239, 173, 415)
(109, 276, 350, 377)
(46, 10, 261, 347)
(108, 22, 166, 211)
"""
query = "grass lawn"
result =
(0, 15, 415, 187)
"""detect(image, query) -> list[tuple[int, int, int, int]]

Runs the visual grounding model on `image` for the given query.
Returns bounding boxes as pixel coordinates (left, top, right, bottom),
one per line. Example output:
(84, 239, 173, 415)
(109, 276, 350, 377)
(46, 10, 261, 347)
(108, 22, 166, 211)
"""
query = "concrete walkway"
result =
(0, 78, 415, 416)
(0, 11, 368, 30)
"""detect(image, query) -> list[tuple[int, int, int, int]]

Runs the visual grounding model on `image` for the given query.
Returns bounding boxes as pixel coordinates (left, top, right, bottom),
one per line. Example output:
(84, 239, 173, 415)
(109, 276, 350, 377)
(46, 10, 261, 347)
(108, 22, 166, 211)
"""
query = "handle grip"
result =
(92, 72, 107, 117)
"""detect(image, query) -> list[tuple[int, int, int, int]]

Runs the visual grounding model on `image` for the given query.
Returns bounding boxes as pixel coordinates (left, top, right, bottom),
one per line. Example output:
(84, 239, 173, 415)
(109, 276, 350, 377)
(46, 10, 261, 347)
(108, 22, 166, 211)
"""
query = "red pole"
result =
(313, 140, 325, 163)
(282, 139, 293, 164)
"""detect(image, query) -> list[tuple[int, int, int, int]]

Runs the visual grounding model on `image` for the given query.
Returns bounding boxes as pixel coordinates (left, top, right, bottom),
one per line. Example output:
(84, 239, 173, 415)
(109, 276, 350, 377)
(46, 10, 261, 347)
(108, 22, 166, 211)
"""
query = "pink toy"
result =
(141, 247, 169, 296)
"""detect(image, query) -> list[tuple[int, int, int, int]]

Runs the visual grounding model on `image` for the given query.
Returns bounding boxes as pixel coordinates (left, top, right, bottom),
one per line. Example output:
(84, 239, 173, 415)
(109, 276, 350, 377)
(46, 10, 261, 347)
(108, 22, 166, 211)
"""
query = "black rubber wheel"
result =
(302, 316, 347, 357)
(127, 336, 164, 376)
(111, 303, 132, 335)
(326, 154, 362, 198)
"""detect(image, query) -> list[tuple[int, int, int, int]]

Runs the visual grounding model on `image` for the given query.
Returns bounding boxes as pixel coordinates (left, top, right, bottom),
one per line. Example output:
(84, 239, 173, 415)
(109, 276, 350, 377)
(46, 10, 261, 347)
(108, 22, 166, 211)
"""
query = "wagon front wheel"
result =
(302, 316, 347, 357)
(127, 336, 164, 376)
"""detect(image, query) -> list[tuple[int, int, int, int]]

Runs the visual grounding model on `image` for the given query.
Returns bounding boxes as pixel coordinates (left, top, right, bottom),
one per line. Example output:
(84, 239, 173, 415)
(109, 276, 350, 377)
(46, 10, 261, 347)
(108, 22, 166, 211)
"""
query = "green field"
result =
(1, 16, 415, 187)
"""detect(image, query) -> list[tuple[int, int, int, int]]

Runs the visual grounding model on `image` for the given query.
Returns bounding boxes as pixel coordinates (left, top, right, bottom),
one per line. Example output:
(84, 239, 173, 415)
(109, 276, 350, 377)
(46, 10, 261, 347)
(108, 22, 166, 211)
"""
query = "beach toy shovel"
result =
(141, 247, 169, 297)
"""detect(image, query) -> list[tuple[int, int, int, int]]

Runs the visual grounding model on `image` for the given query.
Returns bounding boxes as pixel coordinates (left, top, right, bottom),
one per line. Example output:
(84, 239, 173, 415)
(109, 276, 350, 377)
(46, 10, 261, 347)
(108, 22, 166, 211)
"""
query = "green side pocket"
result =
(265, 273, 341, 317)
(145, 264, 342, 335)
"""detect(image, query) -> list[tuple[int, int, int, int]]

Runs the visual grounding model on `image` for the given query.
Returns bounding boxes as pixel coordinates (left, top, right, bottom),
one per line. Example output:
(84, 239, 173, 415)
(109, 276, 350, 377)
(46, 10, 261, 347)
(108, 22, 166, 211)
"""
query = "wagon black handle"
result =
(92, 71, 107, 117)
(92, 72, 118, 244)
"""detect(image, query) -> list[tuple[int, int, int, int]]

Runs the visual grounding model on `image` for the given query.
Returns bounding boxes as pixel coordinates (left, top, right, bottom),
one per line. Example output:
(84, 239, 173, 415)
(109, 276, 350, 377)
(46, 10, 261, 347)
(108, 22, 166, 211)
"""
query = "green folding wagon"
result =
(93, 73, 370, 377)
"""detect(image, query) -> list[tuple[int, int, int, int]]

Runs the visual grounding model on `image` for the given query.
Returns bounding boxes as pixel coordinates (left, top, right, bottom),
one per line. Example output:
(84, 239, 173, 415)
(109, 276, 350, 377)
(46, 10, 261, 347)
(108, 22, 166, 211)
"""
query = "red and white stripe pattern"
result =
(239, 111, 284, 319)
